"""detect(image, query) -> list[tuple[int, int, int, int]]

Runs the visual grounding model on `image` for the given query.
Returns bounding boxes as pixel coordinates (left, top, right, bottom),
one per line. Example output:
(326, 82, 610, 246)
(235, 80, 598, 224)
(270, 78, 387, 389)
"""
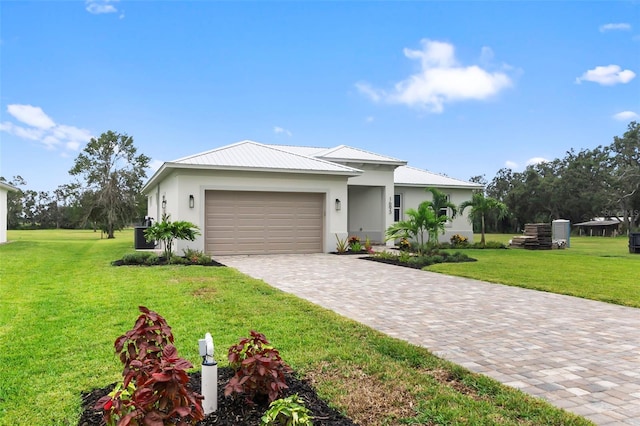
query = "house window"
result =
(394, 194, 402, 222)
(439, 194, 451, 218)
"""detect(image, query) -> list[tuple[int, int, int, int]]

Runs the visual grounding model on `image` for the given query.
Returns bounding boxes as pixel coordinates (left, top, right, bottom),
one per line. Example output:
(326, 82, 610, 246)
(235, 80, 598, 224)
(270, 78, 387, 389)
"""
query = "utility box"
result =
(552, 219, 571, 248)
(630, 232, 640, 254)
(134, 226, 156, 250)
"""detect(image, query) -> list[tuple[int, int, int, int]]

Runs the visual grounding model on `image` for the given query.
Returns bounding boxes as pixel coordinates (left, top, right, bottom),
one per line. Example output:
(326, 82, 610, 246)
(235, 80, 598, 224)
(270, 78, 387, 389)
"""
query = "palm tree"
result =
(425, 187, 458, 219)
(459, 192, 508, 247)
(386, 201, 446, 254)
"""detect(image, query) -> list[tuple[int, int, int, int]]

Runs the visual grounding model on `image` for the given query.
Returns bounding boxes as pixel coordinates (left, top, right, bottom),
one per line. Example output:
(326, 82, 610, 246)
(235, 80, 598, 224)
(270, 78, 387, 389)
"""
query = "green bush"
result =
(119, 252, 160, 265)
(260, 394, 313, 426)
(182, 248, 211, 265)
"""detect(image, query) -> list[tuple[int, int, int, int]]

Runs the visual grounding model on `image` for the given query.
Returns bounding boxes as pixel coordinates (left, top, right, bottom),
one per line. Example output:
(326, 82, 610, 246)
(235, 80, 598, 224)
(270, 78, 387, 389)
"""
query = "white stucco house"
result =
(0, 181, 19, 244)
(142, 140, 482, 255)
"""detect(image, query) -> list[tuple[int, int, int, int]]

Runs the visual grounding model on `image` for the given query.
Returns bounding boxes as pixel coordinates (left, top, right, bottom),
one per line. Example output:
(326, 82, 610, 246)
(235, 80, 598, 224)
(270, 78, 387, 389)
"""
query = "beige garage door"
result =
(205, 191, 324, 255)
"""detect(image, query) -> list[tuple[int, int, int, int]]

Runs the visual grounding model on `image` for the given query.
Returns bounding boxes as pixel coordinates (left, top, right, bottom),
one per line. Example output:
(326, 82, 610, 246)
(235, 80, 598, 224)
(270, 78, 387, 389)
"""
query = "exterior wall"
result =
(395, 186, 476, 243)
(0, 188, 7, 244)
(146, 169, 349, 254)
(346, 164, 396, 247)
(348, 186, 384, 242)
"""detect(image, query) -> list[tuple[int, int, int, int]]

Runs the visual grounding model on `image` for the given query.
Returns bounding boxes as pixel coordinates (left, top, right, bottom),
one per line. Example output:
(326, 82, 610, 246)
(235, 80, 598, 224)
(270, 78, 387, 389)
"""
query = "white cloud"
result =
(365, 116, 374, 123)
(576, 65, 636, 85)
(85, 0, 119, 15)
(273, 126, 292, 137)
(526, 157, 549, 166)
(1, 104, 93, 153)
(505, 160, 518, 169)
(613, 111, 640, 121)
(356, 39, 513, 113)
(599, 23, 631, 32)
(7, 104, 55, 129)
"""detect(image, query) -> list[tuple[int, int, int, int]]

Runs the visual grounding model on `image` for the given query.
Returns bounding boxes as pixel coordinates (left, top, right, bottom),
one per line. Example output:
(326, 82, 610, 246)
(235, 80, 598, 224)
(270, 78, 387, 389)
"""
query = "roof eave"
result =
(395, 182, 484, 189)
(142, 162, 362, 193)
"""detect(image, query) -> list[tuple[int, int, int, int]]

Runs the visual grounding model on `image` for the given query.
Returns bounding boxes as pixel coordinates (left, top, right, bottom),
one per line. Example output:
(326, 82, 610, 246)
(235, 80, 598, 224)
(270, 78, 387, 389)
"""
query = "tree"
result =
(144, 214, 200, 261)
(459, 192, 508, 247)
(425, 187, 458, 219)
(69, 131, 150, 238)
(385, 201, 446, 254)
(606, 121, 640, 233)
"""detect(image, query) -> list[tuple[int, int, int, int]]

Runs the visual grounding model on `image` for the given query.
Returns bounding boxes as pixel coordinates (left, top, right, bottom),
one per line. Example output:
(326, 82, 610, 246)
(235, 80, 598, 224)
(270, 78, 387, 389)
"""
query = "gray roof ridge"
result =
(398, 165, 483, 187)
(172, 139, 259, 163)
(262, 143, 361, 172)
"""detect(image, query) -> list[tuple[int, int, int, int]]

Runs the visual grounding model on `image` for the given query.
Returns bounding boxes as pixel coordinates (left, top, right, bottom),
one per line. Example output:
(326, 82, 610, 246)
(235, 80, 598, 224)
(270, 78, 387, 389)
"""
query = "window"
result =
(394, 194, 402, 222)
(439, 194, 451, 218)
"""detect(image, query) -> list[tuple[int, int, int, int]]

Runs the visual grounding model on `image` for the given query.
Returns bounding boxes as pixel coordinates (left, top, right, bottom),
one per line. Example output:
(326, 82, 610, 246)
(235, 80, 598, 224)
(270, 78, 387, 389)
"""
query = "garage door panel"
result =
(205, 191, 324, 255)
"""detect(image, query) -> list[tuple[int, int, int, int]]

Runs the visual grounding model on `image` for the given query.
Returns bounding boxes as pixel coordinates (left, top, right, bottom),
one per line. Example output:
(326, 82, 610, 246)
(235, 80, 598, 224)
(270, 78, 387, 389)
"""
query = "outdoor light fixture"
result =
(335, 198, 341, 211)
(162, 196, 167, 210)
(189, 194, 195, 208)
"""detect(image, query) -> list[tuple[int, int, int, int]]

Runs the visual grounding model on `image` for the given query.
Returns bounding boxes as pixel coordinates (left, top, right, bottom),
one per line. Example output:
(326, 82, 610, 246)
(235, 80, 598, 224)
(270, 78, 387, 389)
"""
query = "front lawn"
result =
(0, 229, 592, 425)
(428, 234, 640, 308)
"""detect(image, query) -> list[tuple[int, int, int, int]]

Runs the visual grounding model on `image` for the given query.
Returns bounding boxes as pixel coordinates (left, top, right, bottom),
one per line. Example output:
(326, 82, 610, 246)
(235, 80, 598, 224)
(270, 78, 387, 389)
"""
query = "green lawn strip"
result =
(429, 235, 640, 308)
(0, 230, 591, 425)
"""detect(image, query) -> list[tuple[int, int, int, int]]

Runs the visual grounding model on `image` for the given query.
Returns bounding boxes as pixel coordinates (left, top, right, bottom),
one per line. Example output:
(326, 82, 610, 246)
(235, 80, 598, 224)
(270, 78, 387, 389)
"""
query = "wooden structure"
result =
(510, 223, 552, 250)
(574, 220, 622, 237)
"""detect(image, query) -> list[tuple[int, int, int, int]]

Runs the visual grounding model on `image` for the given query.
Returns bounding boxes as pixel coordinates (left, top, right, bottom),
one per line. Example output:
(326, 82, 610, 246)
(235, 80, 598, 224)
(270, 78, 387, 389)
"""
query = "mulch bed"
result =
(78, 366, 358, 426)
(111, 258, 226, 267)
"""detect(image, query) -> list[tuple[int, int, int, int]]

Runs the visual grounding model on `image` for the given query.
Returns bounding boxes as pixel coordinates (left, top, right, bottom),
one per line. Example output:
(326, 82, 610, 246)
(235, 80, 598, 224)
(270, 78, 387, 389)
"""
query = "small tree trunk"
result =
(481, 215, 486, 247)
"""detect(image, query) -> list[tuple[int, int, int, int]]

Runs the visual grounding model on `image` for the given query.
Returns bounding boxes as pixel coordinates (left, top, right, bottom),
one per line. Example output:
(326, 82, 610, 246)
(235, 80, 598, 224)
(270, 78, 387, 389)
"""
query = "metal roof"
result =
(315, 145, 406, 165)
(173, 140, 361, 173)
(394, 165, 483, 189)
(573, 220, 622, 227)
(142, 141, 362, 193)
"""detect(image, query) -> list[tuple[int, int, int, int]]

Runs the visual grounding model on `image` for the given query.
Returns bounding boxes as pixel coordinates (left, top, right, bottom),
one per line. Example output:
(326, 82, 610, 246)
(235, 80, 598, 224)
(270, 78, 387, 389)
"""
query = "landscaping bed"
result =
(78, 367, 357, 426)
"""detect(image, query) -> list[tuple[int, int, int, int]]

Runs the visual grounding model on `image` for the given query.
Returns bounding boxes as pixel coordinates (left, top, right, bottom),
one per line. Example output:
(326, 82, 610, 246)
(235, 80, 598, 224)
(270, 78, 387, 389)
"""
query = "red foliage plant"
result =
(224, 330, 292, 404)
(96, 306, 204, 426)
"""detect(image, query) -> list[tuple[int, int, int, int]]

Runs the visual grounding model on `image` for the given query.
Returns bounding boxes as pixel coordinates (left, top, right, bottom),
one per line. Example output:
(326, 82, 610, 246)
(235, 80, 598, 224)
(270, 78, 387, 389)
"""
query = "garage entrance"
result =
(205, 191, 324, 255)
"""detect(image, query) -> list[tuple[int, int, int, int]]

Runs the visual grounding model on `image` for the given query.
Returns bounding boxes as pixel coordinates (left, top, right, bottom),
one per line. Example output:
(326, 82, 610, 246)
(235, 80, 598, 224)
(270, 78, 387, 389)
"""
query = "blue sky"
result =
(1, 1, 639, 193)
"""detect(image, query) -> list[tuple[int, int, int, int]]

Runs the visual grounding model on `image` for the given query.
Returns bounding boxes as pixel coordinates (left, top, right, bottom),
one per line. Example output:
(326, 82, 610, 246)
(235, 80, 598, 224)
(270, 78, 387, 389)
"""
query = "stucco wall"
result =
(346, 164, 396, 247)
(0, 188, 7, 244)
(348, 186, 384, 242)
(146, 169, 350, 254)
(395, 186, 476, 243)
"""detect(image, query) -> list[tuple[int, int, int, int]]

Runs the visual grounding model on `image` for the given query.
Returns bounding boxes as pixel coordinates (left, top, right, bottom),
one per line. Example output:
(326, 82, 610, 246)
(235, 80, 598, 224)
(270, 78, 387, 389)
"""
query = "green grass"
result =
(429, 234, 640, 307)
(0, 229, 592, 425)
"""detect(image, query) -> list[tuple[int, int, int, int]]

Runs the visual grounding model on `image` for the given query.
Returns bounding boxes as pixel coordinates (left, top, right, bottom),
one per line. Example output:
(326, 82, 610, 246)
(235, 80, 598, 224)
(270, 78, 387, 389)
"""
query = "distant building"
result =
(0, 181, 19, 244)
(573, 219, 622, 237)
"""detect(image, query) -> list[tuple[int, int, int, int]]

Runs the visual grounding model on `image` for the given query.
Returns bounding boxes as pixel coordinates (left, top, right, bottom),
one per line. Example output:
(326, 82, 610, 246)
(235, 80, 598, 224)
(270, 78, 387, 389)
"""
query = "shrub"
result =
(119, 252, 159, 266)
(398, 251, 412, 264)
(95, 306, 204, 425)
(260, 394, 313, 426)
(364, 236, 373, 253)
(335, 234, 348, 253)
(225, 330, 292, 404)
(450, 234, 469, 247)
(398, 238, 411, 251)
(182, 248, 211, 265)
(348, 236, 362, 252)
(470, 241, 507, 249)
(372, 250, 398, 261)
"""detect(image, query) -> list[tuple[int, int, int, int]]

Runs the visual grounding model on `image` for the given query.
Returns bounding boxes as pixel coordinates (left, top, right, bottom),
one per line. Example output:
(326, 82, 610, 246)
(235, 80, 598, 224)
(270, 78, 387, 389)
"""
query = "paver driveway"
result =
(216, 253, 640, 425)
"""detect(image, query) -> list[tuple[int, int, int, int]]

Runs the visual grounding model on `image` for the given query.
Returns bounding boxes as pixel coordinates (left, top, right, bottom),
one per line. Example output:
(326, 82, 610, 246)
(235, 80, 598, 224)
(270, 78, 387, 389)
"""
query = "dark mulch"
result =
(362, 255, 477, 269)
(78, 367, 358, 426)
(111, 258, 226, 267)
(330, 250, 370, 255)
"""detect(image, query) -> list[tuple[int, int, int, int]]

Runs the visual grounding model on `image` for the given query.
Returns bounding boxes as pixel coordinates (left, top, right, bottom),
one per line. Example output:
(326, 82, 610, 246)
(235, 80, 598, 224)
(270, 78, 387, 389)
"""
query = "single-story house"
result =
(142, 140, 482, 255)
(0, 181, 19, 244)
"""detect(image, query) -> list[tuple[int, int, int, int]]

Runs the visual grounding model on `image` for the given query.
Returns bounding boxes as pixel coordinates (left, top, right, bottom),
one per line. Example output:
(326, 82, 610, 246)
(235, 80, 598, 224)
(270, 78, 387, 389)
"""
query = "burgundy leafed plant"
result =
(96, 306, 204, 426)
(224, 330, 292, 404)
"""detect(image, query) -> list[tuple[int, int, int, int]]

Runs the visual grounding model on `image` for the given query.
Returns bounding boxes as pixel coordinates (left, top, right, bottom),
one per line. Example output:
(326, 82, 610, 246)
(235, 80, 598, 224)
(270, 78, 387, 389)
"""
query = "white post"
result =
(198, 332, 217, 414)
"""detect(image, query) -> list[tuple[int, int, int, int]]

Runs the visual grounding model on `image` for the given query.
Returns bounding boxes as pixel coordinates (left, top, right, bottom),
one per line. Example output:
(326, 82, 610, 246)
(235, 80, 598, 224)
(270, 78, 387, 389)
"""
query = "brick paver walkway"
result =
(216, 253, 640, 425)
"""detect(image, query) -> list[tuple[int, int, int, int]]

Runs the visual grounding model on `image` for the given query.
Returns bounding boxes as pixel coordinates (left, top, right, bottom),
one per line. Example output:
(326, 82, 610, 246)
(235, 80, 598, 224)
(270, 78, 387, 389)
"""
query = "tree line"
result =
(3, 123, 639, 236)
(468, 121, 639, 234)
